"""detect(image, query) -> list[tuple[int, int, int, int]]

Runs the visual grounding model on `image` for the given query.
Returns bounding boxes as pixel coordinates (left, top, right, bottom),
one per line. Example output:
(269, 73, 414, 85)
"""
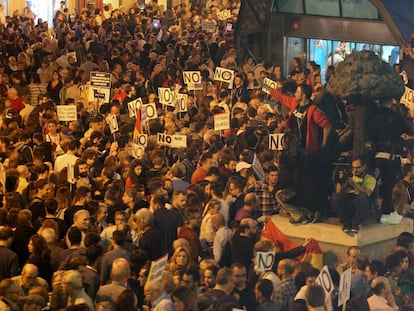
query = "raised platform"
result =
(270, 215, 414, 269)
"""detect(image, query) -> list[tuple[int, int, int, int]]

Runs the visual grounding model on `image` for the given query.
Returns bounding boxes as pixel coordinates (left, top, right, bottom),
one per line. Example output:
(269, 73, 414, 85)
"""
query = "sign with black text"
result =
(88, 86, 111, 103)
(128, 98, 143, 118)
(157, 133, 187, 148)
(141, 103, 158, 124)
(146, 254, 168, 286)
(262, 77, 277, 94)
(338, 267, 351, 307)
(57, 105, 77, 121)
(401, 86, 414, 118)
(269, 133, 284, 150)
(214, 67, 234, 89)
(158, 87, 176, 106)
(183, 71, 202, 90)
(90, 71, 111, 88)
(176, 94, 188, 112)
(315, 265, 334, 311)
(214, 113, 230, 131)
(107, 115, 119, 134)
(256, 252, 276, 272)
(134, 134, 148, 147)
(202, 20, 216, 32)
(217, 9, 231, 20)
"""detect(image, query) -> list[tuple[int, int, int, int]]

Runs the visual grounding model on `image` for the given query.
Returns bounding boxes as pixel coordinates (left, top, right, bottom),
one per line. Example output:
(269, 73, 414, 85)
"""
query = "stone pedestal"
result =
(270, 215, 413, 269)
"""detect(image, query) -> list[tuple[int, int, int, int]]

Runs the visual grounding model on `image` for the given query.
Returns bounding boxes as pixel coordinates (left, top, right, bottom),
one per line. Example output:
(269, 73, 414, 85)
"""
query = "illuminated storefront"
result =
(235, 0, 412, 78)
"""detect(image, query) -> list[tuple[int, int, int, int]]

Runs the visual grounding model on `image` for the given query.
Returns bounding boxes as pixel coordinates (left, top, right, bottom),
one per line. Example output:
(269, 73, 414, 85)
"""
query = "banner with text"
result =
(214, 67, 234, 89)
(57, 105, 77, 121)
(214, 113, 230, 131)
(157, 133, 187, 148)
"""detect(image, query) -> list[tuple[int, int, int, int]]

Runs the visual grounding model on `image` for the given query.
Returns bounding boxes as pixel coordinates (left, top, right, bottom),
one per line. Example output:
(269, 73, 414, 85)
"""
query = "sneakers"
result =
(342, 226, 353, 236)
(351, 224, 363, 234)
(309, 211, 322, 224)
(380, 212, 403, 225)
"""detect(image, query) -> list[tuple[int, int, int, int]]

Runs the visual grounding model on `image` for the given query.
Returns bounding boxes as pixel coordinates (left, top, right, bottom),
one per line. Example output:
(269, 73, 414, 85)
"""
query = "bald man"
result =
(96, 258, 136, 306)
(368, 276, 397, 311)
(12, 264, 49, 296)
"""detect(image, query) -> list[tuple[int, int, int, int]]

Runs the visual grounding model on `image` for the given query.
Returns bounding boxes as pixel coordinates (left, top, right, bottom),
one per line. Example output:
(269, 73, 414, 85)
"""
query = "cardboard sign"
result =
(146, 254, 168, 285)
(338, 268, 351, 307)
(56, 105, 77, 121)
(128, 98, 143, 118)
(176, 93, 188, 112)
(214, 67, 234, 89)
(107, 115, 119, 134)
(90, 71, 111, 88)
(158, 88, 175, 106)
(88, 86, 111, 103)
(269, 133, 284, 150)
(141, 103, 158, 123)
(214, 113, 230, 131)
(217, 9, 231, 20)
(157, 133, 187, 148)
(256, 252, 276, 272)
(134, 134, 148, 147)
(315, 265, 334, 311)
(262, 77, 277, 94)
(202, 20, 216, 32)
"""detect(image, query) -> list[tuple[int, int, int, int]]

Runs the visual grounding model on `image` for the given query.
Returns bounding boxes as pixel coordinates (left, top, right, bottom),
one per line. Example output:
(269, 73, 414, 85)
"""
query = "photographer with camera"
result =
(331, 155, 377, 235)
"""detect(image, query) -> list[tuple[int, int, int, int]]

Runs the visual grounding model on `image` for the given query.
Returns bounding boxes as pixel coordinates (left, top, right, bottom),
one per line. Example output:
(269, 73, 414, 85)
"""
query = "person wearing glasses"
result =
(331, 155, 377, 235)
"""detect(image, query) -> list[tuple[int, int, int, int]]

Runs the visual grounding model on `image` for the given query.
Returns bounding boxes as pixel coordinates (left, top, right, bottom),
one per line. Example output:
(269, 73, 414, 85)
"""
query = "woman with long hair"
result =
(125, 159, 148, 190)
(47, 70, 63, 104)
(166, 247, 191, 275)
(27, 234, 54, 285)
(172, 286, 198, 311)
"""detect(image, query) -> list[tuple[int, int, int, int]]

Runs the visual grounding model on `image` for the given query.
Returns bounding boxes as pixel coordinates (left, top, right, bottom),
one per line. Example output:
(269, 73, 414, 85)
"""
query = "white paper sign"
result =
(157, 133, 187, 148)
(147, 254, 169, 285)
(214, 113, 230, 131)
(202, 20, 216, 32)
(88, 86, 111, 103)
(131, 143, 145, 159)
(256, 252, 276, 272)
(338, 268, 351, 307)
(214, 67, 234, 89)
(183, 71, 202, 85)
(217, 9, 231, 20)
(107, 115, 119, 134)
(315, 265, 334, 311)
(141, 103, 158, 123)
(128, 98, 143, 118)
(269, 133, 284, 150)
(158, 88, 175, 106)
(56, 105, 77, 121)
(134, 134, 148, 147)
(176, 94, 188, 112)
(262, 77, 277, 94)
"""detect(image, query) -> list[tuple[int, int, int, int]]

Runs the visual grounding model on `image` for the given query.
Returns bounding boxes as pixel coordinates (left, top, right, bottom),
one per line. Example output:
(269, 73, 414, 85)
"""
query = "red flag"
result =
(133, 107, 142, 142)
(261, 219, 323, 269)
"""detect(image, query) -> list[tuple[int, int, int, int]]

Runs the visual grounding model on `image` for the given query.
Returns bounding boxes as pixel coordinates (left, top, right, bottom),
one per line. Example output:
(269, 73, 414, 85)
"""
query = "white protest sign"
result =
(157, 133, 187, 148)
(214, 67, 234, 89)
(107, 115, 119, 134)
(262, 77, 277, 94)
(269, 133, 284, 150)
(338, 267, 351, 307)
(146, 254, 169, 285)
(183, 71, 202, 90)
(401, 86, 414, 118)
(176, 93, 188, 112)
(134, 134, 148, 147)
(128, 98, 143, 118)
(141, 103, 158, 124)
(214, 113, 230, 131)
(88, 86, 111, 103)
(67, 163, 75, 184)
(202, 20, 216, 32)
(158, 88, 175, 106)
(315, 265, 334, 311)
(217, 9, 231, 20)
(256, 252, 276, 272)
(56, 105, 77, 121)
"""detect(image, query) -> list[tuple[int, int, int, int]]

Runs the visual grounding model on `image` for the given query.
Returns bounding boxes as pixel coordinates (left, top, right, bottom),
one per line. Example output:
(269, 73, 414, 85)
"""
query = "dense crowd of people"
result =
(0, 0, 414, 310)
